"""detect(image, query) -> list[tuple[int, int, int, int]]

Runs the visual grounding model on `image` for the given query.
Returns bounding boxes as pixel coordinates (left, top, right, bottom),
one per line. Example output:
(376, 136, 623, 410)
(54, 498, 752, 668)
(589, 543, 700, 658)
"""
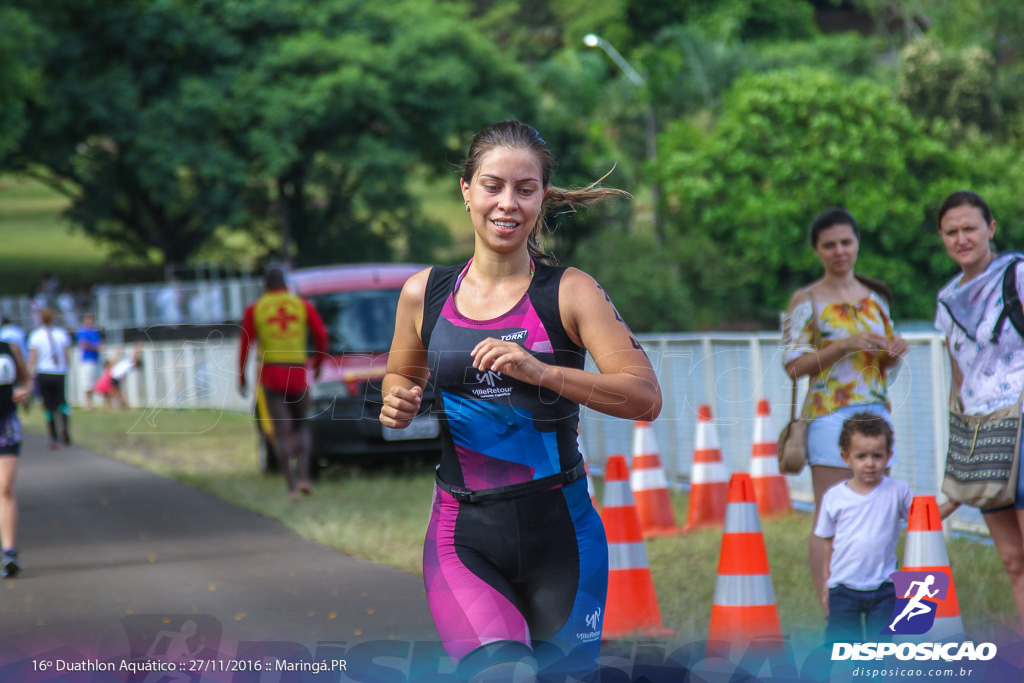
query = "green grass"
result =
(24, 409, 1021, 644)
(0, 171, 472, 298)
(0, 176, 123, 295)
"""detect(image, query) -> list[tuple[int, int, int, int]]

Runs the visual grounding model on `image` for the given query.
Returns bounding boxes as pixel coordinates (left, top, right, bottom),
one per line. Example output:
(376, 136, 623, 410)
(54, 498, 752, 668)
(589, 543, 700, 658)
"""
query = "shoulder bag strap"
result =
(790, 287, 820, 422)
(44, 326, 60, 367)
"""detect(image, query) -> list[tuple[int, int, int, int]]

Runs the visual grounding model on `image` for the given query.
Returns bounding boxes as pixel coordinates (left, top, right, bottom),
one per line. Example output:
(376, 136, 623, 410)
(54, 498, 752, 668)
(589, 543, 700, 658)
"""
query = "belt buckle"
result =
(448, 487, 474, 503)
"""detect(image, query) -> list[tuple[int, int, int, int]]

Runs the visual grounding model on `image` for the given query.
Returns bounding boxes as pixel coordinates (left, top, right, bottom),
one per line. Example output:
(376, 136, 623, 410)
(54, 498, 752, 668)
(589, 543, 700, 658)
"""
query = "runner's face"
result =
(461, 146, 546, 255)
(813, 224, 859, 277)
(840, 432, 890, 487)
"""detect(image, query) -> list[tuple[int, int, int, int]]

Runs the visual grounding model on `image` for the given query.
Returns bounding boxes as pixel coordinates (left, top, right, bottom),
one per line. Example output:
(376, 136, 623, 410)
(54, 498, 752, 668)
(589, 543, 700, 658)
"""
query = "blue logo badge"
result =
(883, 571, 949, 635)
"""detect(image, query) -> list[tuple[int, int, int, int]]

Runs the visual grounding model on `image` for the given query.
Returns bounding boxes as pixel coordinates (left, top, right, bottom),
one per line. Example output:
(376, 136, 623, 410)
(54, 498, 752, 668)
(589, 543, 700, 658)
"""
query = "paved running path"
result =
(5, 436, 1024, 682)
(0, 432, 437, 678)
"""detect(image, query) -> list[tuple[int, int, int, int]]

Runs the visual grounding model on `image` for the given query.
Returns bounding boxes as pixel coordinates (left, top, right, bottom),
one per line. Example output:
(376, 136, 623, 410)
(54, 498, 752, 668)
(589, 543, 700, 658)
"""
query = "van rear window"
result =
(309, 289, 401, 353)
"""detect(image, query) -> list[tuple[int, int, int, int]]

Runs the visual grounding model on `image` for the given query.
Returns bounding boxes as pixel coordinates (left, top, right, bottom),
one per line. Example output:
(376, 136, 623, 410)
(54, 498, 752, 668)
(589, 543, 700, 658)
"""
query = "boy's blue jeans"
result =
(825, 582, 896, 643)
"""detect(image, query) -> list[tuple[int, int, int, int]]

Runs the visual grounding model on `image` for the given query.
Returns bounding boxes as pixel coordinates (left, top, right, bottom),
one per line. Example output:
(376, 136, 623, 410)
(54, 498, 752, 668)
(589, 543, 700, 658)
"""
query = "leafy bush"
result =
(573, 229, 695, 333)
(657, 67, 958, 326)
(897, 38, 1000, 134)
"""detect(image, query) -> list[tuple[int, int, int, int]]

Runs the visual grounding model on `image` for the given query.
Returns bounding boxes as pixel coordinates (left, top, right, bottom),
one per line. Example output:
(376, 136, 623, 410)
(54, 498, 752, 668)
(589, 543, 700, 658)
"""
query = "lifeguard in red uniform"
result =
(239, 268, 328, 498)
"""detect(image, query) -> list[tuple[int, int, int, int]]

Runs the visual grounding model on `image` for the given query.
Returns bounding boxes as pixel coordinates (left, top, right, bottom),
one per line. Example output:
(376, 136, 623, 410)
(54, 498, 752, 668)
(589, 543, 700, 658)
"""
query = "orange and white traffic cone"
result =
(684, 405, 729, 531)
(708, 473, 783, 652)
(601, 454, 675, 639)
(630, 421, 680, 537)
(899, 496, 964, 642)
(749, 399, 792, 517)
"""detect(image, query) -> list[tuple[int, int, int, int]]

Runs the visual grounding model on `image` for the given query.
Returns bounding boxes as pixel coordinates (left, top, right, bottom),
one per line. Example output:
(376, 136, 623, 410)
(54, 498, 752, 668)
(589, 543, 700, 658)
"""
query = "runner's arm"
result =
(9, 345, 31, 402)
(381, 270, 431, 429)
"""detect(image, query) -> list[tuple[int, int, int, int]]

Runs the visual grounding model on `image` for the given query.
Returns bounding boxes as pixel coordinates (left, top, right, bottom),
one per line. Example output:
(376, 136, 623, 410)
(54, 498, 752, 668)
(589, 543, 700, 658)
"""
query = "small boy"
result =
(814, 412, 954, 644)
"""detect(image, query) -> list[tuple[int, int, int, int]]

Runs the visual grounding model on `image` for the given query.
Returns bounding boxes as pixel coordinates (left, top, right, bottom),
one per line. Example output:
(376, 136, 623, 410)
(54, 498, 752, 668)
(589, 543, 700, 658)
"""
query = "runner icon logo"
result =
(475, 370, 502, 388)
(577, 606, 602, 643)
(470, 369, 511, 399)
(884, 571, 949, 635)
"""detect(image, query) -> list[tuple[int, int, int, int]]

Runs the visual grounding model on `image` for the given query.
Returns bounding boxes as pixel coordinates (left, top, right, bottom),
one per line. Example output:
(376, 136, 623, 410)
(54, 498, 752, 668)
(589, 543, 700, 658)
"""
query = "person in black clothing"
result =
(0, 337, 33, 577)
(381, 121, 662, 681)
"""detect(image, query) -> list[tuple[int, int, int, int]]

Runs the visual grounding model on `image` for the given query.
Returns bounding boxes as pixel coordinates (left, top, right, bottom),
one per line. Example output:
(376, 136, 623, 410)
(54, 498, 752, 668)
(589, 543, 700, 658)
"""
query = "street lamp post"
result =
(584, 33, 660, 233)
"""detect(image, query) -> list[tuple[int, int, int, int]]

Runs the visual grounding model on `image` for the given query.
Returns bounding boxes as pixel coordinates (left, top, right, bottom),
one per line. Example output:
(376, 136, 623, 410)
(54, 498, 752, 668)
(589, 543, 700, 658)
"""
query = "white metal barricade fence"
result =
(93, 278, 262, 332)
(62, 330, 984, 535)
(578, 331, 983, 535)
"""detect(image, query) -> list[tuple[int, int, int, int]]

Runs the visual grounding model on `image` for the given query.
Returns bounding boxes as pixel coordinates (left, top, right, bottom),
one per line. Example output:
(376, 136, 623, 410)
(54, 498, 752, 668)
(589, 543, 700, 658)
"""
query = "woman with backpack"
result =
(781, 207, 909, 613)
(935, 190, 1024, 630)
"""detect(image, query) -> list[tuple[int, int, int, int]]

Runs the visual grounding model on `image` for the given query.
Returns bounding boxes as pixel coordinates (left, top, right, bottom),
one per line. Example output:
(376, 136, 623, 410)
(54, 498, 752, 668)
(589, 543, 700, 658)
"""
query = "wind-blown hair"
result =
(460, 120, 630, 264)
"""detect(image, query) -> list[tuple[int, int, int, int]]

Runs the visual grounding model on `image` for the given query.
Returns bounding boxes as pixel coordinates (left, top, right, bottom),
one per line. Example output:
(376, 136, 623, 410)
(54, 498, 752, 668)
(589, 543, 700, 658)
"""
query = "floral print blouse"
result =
(782, 291, 898, 420)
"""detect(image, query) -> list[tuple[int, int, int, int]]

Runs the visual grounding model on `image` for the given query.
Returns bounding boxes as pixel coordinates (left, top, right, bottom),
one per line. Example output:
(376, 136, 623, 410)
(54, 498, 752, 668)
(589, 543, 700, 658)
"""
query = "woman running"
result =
(380, 121, 662, 681)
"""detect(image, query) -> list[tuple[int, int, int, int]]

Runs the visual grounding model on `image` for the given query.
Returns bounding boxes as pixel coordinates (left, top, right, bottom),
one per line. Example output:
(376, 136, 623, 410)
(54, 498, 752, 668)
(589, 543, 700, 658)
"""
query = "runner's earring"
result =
(464, 202, 470, 212)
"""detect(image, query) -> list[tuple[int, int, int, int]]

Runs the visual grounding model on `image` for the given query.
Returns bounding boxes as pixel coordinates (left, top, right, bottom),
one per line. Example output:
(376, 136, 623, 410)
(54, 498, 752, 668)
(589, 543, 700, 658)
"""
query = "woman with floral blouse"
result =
(782, 207, 909, 613)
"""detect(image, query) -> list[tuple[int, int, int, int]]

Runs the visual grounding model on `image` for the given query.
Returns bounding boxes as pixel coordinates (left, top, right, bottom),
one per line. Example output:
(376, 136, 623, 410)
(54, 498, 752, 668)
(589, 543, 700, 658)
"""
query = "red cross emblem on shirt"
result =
(267, 306, 299, 331)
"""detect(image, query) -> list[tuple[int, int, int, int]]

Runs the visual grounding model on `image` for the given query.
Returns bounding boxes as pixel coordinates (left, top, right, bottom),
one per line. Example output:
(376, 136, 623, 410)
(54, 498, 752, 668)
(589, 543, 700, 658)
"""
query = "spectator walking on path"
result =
(934, 190, 1024, 631)
(782, 207, 910, 613)
(380, 120, 662, 681)
(27, 308, 73, 449)
(76, 313, 102, 411)
(0, 334, 32, 577)
(238, 268, 328, 500)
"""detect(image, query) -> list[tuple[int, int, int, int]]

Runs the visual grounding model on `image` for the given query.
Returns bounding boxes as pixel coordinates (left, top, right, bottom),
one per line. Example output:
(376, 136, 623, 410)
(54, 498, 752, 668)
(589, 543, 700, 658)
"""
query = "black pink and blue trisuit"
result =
(420, 260, 609, 673)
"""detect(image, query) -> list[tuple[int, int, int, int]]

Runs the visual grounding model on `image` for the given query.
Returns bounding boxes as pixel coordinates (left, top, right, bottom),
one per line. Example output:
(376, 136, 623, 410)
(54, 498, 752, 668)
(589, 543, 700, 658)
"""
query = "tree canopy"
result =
(657, 68, 956, 324)
(4, 0, 1024, 329)
(2, 0, 534, 265)
(0, 6, 37, 158)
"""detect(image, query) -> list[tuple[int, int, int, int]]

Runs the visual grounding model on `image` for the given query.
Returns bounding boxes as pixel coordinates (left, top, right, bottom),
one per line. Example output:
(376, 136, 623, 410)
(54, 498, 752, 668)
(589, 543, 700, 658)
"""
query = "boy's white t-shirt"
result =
(814, 476, 913, 591)
(110, 358, 136, 380)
